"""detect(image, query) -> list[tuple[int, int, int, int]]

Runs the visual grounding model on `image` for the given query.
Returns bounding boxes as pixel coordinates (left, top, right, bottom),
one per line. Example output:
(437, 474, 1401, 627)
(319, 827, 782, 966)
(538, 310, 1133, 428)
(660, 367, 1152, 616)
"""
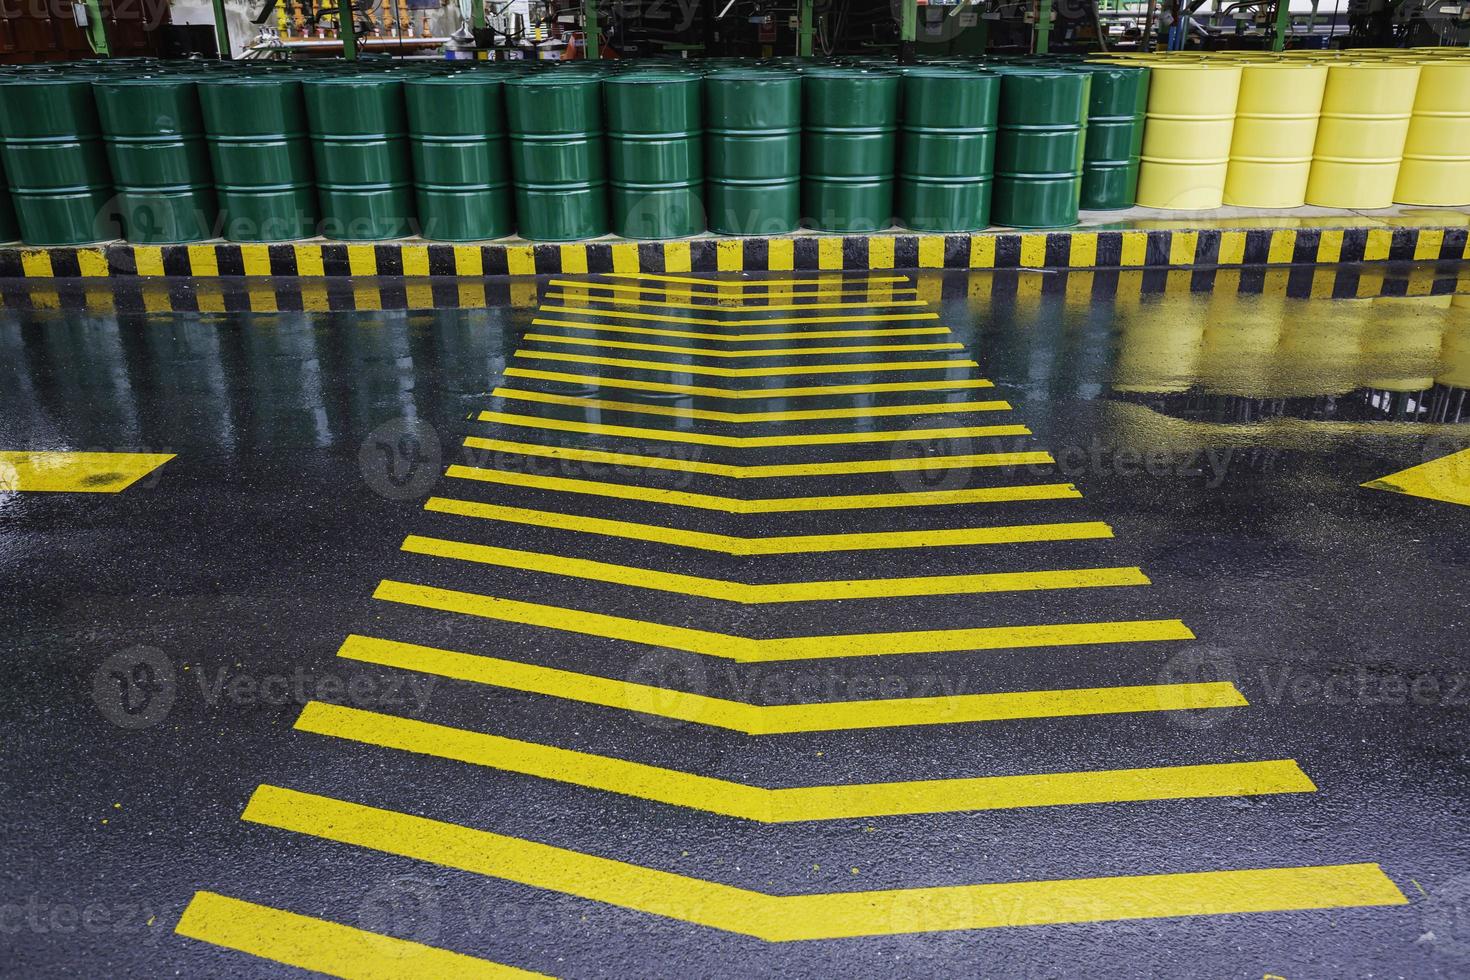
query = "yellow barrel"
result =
(1223, 63, 1328, 208)
(1361, 301, 1448, 392)
(1136, 63, 1243, 210)
(1393, 61, 1470, 206)
(1438, 308, 1470, 390)
(1306, 62, 1422, 208)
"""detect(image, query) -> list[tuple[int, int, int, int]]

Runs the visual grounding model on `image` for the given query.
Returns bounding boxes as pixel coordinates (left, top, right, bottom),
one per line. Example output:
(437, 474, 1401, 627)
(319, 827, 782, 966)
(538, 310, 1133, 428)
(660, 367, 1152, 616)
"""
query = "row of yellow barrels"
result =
(1104, 51, 1470, 210)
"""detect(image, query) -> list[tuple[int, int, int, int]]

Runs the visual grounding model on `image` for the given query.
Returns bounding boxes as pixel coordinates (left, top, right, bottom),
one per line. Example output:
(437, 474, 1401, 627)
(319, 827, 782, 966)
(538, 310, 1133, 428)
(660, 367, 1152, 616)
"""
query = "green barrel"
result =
(705, 70, 801, 235)
(0, 77, 118, 246)
(1077, 64, 1149, 210)
(503, 73, 606, 242)
(197, 76, 317, 242)
(604, 71, 704, 239)
(302, 75, 414, 241)
(0, 156, 17, 243)
(94, 76, 218, 244)
(992, 68, 1091, 229)
(896, 68, 999, 232)
(405, 73, 513, 242)
(802, 68, 899, 232)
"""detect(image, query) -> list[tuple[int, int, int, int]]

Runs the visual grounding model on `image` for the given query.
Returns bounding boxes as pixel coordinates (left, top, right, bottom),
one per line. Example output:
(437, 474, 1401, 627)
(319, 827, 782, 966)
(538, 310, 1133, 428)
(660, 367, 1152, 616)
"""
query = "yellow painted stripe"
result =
(175, 891, 548, 979)
(438, 471, 1080, 515)
(604, 271, 910, 288)
(240, 244, 272, 277)
(374, 580, 1191, 663)
(515, 350, 977, 378)
(245, 786, 1405, 941)
(521, 333, 963, 358)
(337, 634, 1246, 733)
(404, 535, 1149, 601)
(541, 292, 928, 312)
(504, 367, 993, 399)
(493, 388, 1007, 423)
(461, 437, 1050, 478)
(133, 246, 165, 277)
(0, 451, 175, 493)
(530, 317, 948, 342)
(539, 305, 938, 327)
(300, 703, 1313, 822)
(547, 280, 920, 300)
(475, 411, 1022, 448)
(20, 252, 54, 277)
(426, 499, 1093, 552)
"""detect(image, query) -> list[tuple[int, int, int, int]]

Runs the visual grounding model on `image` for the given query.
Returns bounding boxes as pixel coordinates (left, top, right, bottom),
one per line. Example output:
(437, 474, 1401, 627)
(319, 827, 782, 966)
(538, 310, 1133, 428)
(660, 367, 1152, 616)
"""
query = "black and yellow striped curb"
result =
(3, 262, 1466, 316)
(2, 224, 1467, 280)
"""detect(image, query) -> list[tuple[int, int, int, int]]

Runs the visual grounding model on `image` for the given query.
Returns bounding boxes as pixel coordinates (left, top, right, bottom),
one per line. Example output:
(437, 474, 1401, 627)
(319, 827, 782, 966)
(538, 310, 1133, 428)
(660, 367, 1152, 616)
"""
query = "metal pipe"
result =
(1143, 0, 1159, 51)
(798, 0, 813, 57)
(1036, 0, 1053, 53)
(900, 0, 917, 63)
(341, 0, 357, 58)
(586, 0, 599, 58)
(1271, 0, 1291, 50)
(210, 0, 232, 57)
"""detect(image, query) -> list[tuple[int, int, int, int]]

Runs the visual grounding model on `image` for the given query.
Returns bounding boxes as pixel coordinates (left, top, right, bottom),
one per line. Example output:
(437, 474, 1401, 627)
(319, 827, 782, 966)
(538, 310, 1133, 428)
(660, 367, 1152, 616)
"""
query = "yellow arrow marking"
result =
(603, 271, 913, 288)
(244, 786, 1407, 942)
(0, 451, 175, 493)
(516, 350, 978, 378)
(493, 387, 1007, 423)
(522, 333, 961, 357)
(440, 471, 1081, 514)
(475, 411, 1024, 449)
(538, 305, 939, 327)
(530, 317, 949, 342)
(176, 891, 549, 979)
(505, 367, 996, 399)
(459, 438, 1052, 478)
(1362, 447, 1470, 508)
(298, 702, 1315, 822)
(403, 534, 1150, 601)
(546, 279, 919, 300)
(373, 580, 1194, 663)
(336, 634, 1247, 732)
(541, 293, 930, 312)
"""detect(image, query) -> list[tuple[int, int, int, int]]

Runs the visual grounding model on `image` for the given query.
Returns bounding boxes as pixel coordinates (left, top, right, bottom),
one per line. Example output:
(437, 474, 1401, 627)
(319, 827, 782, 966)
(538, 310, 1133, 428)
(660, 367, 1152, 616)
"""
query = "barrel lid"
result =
(901, 66, 996, 80)
(406, 72, 508, 86)
(504, 72, 603, 88)
(603, 70, 702, 85)
(706, 68, 799, 81)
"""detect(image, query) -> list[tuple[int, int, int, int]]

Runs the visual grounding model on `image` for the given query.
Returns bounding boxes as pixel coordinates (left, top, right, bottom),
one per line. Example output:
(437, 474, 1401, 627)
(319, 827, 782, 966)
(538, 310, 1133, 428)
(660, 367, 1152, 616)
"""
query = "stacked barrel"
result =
(1136, 63, 1242, 210)
(1076, 64, 1149, 211)
(604, 70, 704, 239)
(1394, 60, 1470, 207)
(802, 68, 899, 233)
(1223, 62, 1328, 208)
(198, 76, 317, 242)
(896, 68, 999, 232)
(705, 70, 801, 235)
(303, 75, 415, 241)
(992, 67, 1090, 229)
(503, 73, 607, 241)
(406, 74, 513, 242)
(1306, 62, 1422, 209)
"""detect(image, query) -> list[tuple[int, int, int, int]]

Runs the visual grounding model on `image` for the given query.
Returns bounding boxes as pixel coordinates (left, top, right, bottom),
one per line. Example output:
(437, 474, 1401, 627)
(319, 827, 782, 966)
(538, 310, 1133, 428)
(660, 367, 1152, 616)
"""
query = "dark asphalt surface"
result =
(1, 267, 1469, 978)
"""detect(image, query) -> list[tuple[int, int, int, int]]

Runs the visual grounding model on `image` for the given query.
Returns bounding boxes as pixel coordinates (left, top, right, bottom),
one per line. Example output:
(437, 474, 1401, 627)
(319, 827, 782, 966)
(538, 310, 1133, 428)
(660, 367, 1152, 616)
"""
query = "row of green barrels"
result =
(0, 59, 1149, 246)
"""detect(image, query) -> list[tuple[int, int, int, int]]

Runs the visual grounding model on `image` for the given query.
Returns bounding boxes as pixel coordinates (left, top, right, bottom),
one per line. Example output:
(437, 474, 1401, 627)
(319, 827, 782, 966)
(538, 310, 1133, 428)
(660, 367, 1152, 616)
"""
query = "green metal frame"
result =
(1036, 0, 1053, 53)
(209, 0, 229, 58)
(586, 0, 599, 58)
(1271, 0, 1291, 50)
(798, 0, 814, 57)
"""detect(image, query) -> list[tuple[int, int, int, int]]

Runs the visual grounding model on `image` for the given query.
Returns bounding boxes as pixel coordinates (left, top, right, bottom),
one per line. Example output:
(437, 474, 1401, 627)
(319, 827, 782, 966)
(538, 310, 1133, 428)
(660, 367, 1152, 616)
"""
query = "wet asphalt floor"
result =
(1, 266, 1469, 978)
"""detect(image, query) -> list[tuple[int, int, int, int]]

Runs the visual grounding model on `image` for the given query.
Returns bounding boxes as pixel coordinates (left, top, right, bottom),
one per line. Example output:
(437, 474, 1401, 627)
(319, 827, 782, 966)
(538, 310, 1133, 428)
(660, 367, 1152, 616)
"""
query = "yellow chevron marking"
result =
(298, 702, 1315, 822)
(515, 350, 978, 377)
(403, 534, 1149, 601)
(541, 292, 929, 312)
(504, 367, 995, 399)
(373, 580, 1194, 663)
(521, 333, 963, 357)
(459, 438, 1052, 478)
(603, 271, 912, 288)
(438, 471, 1080, 514)
(175, 891, 548, 979)
(492, 387, 1009, 423)
(530, 317, 950, 342)
(546, 279, 919, 300)
(244, 786, 1406, 941)
(538, 305, 938, 327)
(475, 411, 1022, 448)
(426, 496, 1091, 549)
(336, 634, 1247, 732)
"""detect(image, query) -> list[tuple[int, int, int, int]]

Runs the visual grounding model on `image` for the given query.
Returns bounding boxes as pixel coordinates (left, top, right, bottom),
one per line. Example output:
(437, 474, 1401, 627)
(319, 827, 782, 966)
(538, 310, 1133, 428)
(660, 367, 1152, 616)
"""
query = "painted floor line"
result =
(516, 350, 980, 378)
(492, 387, 1007, 423)
(545, 279, 920, 300)
(336, 634, 1248, 733)
(529, 317, 951, 342)
(540, 292, 931, 312)
(297, 702, 1315, 822)
(175, 890, 549, 979)
(459, 437, 1052, 478)
(438, 470, 1082, 515)
(0, 450, 175, 493)
(403, 533, 1150, 601)
(1362, 447, 1470, 508)
(372, 579, 1195, 663)
(602, 271, 914, 288)
(504, 367, 996, 399)
(474, 411, 1023, 449)
(243, 786, 1407, 942)
(539, 305, 940, 328)
(522, 333, 964, 359)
